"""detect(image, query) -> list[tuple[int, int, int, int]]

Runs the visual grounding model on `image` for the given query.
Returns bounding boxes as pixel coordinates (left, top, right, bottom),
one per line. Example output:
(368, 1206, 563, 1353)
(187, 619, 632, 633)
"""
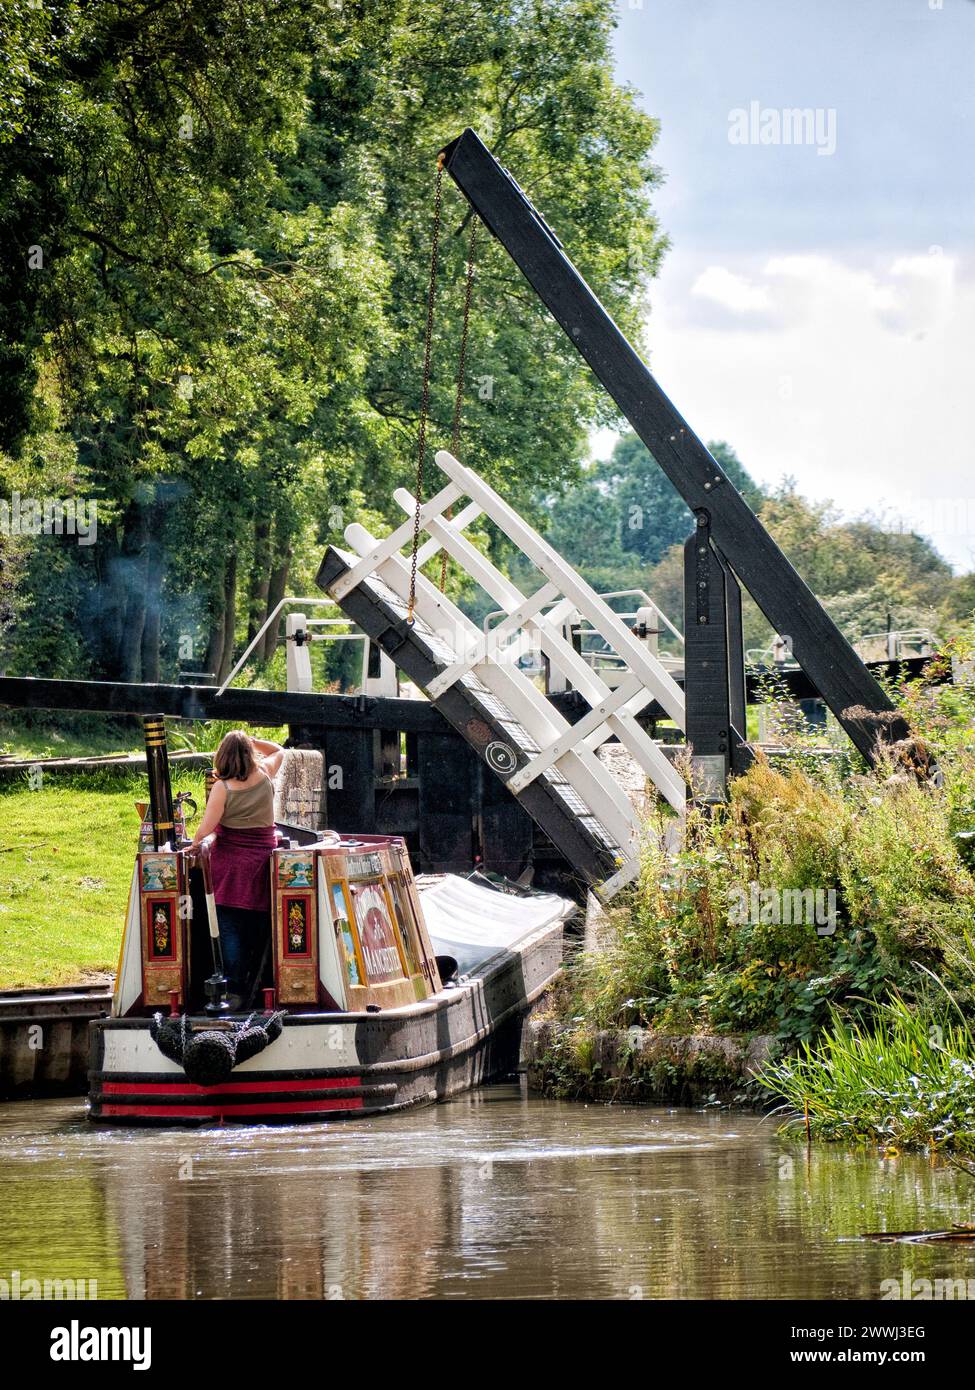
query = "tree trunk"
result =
(217, 553, 238, 684)
(202, 555, 229, 686)
(246, 518, 271, 646)
(141, 499, 165, 683)
(119, 500, 148, 683)
(256, 511, 295, 665)
(260, 549, 291, 664)
(203, 604, 223, 684)
(95, 542, 128, 680)
(141, 560, 162, 682)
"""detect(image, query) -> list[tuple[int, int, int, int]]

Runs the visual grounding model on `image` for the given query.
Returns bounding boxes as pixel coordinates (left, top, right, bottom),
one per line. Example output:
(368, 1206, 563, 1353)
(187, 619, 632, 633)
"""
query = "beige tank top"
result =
(220, 773, 275, 829)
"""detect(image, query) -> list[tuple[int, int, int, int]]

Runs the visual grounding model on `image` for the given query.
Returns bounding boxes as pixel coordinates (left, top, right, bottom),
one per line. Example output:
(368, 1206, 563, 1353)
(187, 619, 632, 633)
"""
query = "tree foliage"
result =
(0, 0, 665, 681)
(542, 429, 964, 656)
(3, 2, 968, 688)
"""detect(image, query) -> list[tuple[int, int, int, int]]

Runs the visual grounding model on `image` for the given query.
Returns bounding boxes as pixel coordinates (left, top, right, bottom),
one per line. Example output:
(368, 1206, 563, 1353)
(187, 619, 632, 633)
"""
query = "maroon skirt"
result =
(210, 825, 277, 912)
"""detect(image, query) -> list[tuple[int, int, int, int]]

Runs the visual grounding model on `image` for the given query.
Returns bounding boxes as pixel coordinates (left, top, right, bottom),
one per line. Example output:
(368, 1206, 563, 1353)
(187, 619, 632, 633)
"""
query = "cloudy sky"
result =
(599, 0, 975, 570)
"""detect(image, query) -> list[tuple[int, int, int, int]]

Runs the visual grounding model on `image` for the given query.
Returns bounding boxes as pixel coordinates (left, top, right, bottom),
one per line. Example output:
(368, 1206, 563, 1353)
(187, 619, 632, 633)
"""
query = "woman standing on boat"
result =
(192, 730, 285, 1007)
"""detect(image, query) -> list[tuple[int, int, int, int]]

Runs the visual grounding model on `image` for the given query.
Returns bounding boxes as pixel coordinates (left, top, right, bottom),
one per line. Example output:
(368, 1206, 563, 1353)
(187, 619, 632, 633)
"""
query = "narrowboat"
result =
(89, 817, 573, 1126)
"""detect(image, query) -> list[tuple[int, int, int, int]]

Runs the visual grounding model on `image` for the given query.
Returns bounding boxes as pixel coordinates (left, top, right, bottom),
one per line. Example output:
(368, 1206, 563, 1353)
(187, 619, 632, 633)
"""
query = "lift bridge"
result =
(312, 128, 915, 900)
(318, 450, 687, 900)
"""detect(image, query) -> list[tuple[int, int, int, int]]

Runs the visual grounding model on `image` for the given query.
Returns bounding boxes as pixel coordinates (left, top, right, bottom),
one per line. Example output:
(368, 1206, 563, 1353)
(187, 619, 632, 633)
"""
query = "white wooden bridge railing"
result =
(326, 450, 687, 897)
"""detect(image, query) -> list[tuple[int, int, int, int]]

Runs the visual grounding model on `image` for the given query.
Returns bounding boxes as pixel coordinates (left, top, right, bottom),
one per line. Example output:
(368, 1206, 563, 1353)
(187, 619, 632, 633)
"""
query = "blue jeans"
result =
(216, 905, 271, 1006)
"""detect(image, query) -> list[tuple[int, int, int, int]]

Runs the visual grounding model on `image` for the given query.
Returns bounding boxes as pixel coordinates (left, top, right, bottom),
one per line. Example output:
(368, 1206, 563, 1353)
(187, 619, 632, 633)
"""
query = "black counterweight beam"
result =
(439, 127, 910, 764)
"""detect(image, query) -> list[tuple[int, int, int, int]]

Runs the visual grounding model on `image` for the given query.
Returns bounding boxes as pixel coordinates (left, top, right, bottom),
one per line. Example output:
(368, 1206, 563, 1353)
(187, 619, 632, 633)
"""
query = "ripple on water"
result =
(0, 1090, 972, 1299)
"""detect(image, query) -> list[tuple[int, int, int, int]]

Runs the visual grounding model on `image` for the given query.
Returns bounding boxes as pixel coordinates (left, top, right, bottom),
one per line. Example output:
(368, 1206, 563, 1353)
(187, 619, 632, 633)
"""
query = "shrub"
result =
(558, 749, 975, 1045)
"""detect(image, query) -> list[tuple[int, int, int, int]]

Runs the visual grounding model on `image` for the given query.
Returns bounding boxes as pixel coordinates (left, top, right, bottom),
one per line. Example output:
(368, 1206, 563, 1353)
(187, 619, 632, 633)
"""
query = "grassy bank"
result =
(0, 769, 206, 988)
(540, 647, 975, 1148)
(0, 712, 287, 761)
(0, 712, 145, 761)
(556, 753, 975, 1043)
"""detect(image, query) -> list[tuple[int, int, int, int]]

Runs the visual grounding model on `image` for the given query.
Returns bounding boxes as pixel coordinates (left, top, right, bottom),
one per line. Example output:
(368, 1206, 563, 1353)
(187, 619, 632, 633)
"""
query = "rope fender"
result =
(150, 1010, 288, 1087)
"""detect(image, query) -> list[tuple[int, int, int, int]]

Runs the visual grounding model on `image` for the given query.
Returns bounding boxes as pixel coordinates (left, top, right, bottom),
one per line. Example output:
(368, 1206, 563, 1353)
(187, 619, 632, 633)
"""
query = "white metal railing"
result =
(215, 598, 398, 699)
(216, 598, 338, 697)
(596, 590, 685, 647)
(855, 629, 939, 661)
(747, 629, 940, 668)
(482, 588, 684, 689)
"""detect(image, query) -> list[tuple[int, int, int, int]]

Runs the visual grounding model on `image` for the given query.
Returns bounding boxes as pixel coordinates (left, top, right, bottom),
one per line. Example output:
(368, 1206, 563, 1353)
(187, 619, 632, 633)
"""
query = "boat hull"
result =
(88, 917, 563, 1125)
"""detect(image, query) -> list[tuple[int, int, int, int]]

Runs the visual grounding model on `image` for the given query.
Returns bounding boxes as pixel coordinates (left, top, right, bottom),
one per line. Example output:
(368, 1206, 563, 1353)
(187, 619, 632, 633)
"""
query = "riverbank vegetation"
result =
(540, 638, 975, 1149)
(761, 998, 975, 1154)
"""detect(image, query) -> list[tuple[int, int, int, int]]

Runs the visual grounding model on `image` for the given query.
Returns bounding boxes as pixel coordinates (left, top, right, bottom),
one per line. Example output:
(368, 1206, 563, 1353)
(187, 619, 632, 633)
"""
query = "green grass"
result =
(0, 771, 206, 988)
(0, 713, 286, 760)
(757, 997, 975, 1153)
(0, 714, 145, 761)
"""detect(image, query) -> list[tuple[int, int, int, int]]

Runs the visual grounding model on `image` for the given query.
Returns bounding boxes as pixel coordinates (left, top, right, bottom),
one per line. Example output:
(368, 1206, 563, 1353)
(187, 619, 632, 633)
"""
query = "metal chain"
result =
(407, 157, 445, 626)
(440, 214, 479, 592)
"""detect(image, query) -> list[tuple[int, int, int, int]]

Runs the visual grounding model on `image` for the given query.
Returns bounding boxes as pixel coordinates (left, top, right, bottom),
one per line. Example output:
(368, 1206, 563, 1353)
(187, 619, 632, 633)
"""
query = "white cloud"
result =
(690, 264, 771, 314)
(608, 247, 975, 572)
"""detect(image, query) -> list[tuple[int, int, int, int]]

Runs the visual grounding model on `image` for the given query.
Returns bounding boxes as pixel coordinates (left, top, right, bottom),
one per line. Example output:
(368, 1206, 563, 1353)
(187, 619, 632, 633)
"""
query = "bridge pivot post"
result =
(683, 518, 751, 802)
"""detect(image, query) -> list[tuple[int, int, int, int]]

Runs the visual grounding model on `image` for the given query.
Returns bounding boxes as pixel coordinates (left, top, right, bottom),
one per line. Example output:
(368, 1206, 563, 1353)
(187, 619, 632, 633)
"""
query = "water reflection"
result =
(1, 1086, 973, 1300)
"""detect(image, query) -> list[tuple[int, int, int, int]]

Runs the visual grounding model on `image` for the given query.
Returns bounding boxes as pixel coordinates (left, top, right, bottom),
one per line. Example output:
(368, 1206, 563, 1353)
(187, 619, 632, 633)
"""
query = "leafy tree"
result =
(542, 432, 762, 579)
(646, 479, 959, 655)
(599, 432, 694, 567)
(942, 572, 975, 630)
(545, 477, 626, 569)
(821, 588, 938, 647)
(1, 0, 668, 685)
(756, 484, 951, 605)
(537, 434, 761, 610)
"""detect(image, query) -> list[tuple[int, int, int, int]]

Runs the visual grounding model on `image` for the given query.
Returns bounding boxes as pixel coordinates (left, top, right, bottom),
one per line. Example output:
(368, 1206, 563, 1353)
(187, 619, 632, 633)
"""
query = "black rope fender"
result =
(150, 1010, 288, 1087)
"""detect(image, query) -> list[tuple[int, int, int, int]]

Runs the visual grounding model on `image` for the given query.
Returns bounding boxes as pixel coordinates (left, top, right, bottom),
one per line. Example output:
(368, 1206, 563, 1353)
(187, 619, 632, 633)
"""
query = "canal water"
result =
(1, 1085, 973, 1300)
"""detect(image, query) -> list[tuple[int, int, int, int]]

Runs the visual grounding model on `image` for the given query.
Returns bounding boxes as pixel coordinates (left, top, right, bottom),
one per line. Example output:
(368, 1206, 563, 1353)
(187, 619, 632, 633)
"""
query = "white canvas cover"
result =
(417, 874, 574, 975)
